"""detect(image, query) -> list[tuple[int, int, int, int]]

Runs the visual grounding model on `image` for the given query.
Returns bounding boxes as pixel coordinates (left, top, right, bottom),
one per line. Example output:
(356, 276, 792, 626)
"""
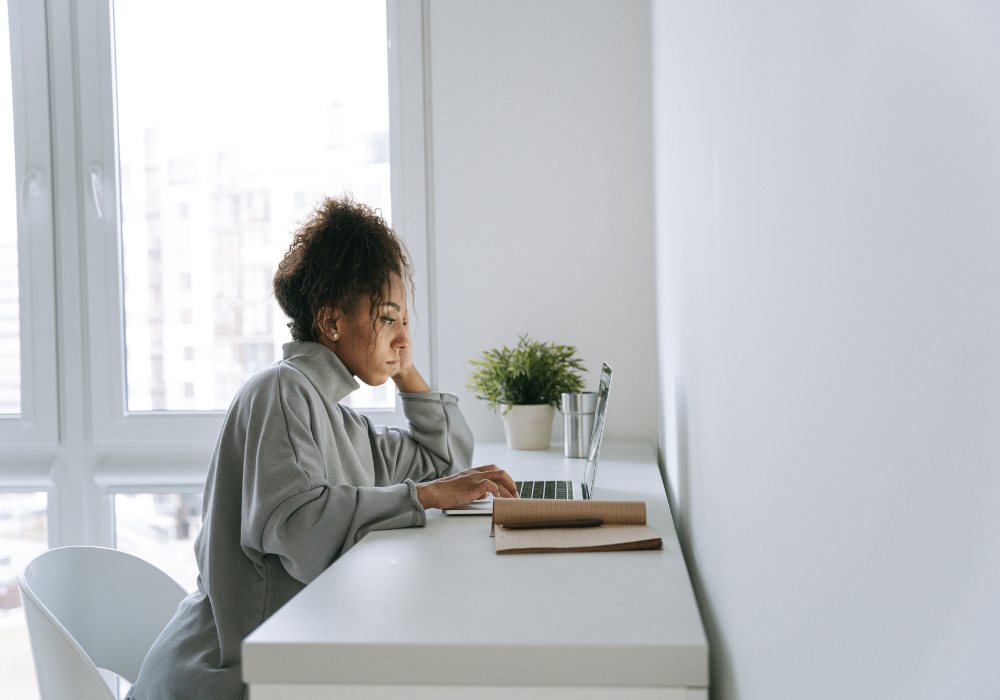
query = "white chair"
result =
(17, 546, 188, 700)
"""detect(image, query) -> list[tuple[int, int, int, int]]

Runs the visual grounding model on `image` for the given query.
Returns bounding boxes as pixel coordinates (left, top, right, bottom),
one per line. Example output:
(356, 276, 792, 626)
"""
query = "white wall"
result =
(653, 1, 1000, 698)
(426, 0, 657, 443)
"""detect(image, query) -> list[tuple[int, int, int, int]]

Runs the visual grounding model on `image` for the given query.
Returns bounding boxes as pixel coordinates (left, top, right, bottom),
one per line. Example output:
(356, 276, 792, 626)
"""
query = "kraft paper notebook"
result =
(491, 499, 662, 554)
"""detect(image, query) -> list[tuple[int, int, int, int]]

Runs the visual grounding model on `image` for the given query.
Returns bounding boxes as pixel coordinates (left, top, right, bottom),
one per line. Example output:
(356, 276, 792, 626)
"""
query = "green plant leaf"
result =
(467, 334, 587, 411)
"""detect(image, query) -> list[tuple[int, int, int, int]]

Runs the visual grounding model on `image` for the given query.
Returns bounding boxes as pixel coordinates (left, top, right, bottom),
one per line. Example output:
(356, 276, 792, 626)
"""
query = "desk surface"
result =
(242, 442, 708, 689)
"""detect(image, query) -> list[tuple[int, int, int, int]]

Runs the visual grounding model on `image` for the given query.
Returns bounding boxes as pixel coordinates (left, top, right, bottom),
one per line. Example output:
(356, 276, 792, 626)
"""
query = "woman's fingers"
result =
(497, 482, 516, 499)
(470, 468, 515, 489)
(418, 467, 521, 509)
(488, 470, 519, 497)
(476, 478, 500, 500)
(474, 472, 518, 498)
(458, 465, 518, 498)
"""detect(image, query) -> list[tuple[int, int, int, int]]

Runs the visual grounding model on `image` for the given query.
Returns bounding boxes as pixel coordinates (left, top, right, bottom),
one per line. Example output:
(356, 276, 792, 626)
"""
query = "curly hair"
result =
(273, 195, 413, 342)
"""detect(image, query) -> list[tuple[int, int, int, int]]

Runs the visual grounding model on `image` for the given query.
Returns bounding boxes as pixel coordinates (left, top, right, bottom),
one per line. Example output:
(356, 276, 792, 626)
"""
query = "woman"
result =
(129, 197, 517, 700)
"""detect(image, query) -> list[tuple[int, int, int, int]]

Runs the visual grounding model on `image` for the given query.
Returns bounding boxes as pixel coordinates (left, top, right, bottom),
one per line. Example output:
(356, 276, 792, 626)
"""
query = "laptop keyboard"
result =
(514, 481, 573, 499)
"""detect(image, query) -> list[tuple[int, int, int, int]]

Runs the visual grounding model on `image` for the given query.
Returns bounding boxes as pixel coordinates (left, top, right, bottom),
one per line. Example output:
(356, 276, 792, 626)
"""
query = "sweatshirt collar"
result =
(282, 341, 360, 404)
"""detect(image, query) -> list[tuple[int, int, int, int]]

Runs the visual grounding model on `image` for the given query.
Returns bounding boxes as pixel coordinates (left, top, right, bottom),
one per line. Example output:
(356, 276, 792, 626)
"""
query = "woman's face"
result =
(317, 275, 410, 387)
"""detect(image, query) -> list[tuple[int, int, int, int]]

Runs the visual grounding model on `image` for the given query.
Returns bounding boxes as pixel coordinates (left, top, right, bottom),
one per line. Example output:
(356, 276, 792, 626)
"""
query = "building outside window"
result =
(0, 493, 47, 700)
(0, 0, 17, 416)
(116, 0, 396, 412)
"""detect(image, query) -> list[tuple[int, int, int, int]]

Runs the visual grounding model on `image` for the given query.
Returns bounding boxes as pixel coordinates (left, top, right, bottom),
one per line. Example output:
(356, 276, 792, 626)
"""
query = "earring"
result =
(333, 333, 339, 340)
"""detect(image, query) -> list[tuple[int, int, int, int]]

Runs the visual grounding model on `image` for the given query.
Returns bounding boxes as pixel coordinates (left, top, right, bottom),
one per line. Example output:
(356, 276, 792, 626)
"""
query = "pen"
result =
(501, 518, 604, 530)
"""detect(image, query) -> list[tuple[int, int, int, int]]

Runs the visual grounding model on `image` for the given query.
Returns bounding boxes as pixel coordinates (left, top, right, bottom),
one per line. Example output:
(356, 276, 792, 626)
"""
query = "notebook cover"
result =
(490, 499, 661, 553)
(495, 523, 662, 554)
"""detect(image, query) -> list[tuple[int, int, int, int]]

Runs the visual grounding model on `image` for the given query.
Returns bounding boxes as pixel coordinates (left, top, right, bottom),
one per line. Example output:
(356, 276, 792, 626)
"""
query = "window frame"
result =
(78, 0, 432, 475)
(0, 0, 61, 576)
(0, 0, 59, 462)
(1, 0, 434, 551)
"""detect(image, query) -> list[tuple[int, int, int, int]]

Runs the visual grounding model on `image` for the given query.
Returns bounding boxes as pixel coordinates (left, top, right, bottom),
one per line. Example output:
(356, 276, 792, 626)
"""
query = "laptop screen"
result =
(582, 363, 612, 499)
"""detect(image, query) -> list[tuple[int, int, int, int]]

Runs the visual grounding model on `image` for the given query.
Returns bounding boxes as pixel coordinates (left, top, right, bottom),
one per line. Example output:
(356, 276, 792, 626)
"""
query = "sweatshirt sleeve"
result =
(365, 391, 475, 485)
(243, 367, 426, 585)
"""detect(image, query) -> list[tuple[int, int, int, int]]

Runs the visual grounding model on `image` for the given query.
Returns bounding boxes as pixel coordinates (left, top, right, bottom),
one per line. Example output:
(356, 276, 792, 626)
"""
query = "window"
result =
(364, 132, 391, 164)
(168, 157, 199, 186)
(0, 2, 17, 415)
(0, 492, 48, 700)
(114, 493, 202, 592)
(115, 0, 396, 412)
(1, 2, 428, 697)
(0, 0, 60, 444)
(4, 0, 427, 659)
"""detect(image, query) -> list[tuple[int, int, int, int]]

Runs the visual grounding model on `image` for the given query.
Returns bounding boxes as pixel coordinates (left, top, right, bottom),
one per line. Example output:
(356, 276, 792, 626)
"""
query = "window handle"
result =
(90, 166, 103, 219)
(20, 169, 41, 224)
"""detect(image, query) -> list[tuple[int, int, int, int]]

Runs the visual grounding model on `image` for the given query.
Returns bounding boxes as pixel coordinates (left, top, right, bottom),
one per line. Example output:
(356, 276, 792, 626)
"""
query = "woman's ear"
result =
(315, 307, 341, 342)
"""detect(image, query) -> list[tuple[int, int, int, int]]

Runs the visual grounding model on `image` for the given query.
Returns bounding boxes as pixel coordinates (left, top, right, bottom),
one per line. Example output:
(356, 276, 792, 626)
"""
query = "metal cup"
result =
(562, 392, 598, 458)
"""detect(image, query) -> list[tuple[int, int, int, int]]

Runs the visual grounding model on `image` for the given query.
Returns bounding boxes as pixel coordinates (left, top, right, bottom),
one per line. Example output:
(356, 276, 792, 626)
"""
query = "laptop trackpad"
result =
(442, 495, 494, 515)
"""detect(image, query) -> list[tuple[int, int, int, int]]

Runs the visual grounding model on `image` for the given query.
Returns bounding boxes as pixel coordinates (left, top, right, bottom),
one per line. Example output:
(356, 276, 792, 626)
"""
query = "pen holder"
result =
(562, 392, 598, 458)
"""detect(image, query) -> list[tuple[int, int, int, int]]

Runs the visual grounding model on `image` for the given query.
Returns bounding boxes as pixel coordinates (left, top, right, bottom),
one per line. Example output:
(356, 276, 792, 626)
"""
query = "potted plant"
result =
(468, 335, 586, 450)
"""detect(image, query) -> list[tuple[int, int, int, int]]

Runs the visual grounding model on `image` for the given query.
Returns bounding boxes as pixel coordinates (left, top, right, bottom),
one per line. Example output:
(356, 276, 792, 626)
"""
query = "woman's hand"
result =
(415, 465, 519, 510)
(391, 312, 432, 393)
(395, 312, 416, 376)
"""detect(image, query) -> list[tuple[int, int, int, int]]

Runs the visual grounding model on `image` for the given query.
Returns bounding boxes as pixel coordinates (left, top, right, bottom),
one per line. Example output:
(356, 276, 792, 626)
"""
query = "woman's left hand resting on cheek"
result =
(390, 311, 433, 394)
(416, 464, 519, 510)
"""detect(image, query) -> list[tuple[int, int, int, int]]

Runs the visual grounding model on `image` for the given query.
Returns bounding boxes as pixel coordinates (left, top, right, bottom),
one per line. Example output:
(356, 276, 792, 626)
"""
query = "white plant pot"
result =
(501, 404, 555, 450)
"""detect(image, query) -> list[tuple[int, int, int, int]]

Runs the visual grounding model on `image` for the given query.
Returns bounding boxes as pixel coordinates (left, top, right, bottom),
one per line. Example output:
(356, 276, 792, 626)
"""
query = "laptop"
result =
(443, 362, 612, 514)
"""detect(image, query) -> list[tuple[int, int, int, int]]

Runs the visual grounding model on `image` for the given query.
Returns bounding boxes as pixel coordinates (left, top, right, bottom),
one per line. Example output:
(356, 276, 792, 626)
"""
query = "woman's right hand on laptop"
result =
(415, 465, 519, 510)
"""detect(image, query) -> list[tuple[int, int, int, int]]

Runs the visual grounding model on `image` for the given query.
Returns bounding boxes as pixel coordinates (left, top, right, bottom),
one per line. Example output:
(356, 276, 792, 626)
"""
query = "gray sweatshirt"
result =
(130, 341, 474, 699)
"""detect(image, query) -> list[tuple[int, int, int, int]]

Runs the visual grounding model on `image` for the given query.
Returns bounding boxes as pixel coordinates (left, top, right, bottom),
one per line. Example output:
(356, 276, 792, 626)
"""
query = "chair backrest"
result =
(18, 546, 188, 699)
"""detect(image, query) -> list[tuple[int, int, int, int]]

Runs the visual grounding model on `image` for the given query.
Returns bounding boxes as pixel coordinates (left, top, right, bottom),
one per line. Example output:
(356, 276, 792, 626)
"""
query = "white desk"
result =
(243, 442, 708, 700)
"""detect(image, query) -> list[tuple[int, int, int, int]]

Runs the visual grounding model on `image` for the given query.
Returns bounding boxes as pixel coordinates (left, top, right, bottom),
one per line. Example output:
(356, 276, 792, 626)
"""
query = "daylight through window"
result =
(114, 493, 202, 593)
(115, 0, 395, 412)
(0, 493, 48, 700)
(0, 1, 20, 415)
